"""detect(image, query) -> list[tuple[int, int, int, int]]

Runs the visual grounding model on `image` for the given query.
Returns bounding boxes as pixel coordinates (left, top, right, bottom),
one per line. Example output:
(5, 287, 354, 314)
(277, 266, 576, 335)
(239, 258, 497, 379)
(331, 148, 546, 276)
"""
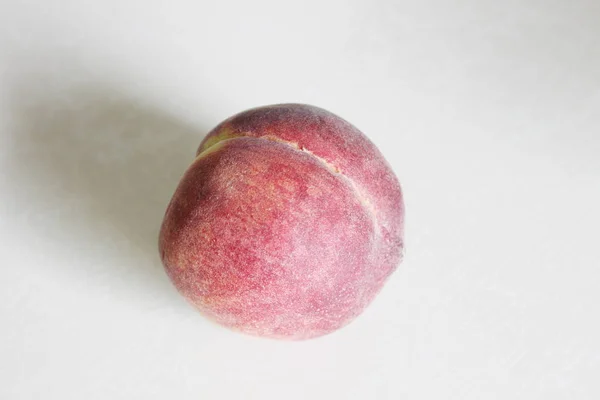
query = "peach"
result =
(159, 104, 404, 339)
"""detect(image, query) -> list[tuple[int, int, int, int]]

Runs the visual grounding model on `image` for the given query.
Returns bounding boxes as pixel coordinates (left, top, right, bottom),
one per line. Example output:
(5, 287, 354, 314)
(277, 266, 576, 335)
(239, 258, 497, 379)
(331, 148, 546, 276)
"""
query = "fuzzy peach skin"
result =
(159, 104, 404, 340)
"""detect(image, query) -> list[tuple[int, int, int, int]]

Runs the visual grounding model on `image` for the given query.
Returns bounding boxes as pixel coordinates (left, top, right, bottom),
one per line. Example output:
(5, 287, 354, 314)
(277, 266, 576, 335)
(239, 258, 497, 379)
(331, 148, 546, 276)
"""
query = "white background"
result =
(1, 1, 599, 399)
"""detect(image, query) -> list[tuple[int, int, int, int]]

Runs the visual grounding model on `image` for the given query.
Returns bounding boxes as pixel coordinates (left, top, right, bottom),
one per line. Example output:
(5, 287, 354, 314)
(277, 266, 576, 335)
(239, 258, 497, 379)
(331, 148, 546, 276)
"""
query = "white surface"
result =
(1, 1, 599, 399)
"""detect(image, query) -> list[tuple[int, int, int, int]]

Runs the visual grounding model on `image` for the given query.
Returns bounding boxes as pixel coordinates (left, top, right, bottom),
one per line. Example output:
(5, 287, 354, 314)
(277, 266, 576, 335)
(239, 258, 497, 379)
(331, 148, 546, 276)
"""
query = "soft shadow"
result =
(8, 80, 209, 304)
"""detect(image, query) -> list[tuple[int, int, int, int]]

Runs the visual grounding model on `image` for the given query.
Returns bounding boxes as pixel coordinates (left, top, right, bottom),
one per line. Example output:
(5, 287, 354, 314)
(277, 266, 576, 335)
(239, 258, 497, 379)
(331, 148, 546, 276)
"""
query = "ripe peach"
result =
(159, 104, 404, 339)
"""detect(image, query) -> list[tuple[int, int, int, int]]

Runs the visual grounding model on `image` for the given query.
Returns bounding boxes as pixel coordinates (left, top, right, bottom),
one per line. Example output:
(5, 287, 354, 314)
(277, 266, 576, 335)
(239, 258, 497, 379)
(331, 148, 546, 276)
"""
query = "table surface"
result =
(1, 1, 599, 399)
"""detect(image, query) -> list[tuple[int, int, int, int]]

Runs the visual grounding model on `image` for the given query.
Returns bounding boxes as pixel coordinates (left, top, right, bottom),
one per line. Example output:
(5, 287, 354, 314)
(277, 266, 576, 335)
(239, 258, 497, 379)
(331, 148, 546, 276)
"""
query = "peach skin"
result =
(159, 104, 404, 340)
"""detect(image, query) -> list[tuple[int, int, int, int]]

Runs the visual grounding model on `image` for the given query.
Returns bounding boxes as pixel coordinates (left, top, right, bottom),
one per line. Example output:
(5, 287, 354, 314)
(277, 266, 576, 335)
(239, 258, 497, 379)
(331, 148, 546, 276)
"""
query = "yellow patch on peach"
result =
(198, 126, 240, 152)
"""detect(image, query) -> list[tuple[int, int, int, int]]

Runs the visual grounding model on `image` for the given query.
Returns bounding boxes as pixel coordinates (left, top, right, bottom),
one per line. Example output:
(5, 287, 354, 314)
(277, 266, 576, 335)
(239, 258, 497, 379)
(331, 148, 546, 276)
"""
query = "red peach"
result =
(159, 104, 404, 339)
